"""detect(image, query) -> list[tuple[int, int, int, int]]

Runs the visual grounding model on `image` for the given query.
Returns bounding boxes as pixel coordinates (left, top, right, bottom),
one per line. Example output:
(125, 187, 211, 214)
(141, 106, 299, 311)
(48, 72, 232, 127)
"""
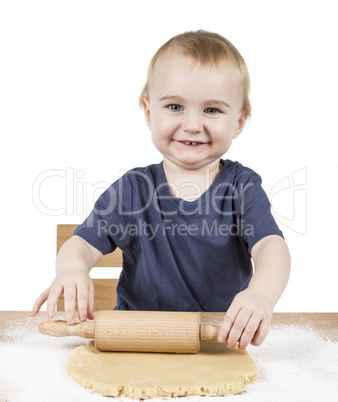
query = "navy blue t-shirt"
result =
(74, 159, 283, 312)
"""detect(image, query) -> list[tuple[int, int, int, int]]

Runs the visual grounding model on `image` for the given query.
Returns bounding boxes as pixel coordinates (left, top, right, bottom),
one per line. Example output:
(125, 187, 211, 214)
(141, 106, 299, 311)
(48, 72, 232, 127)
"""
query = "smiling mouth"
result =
(179, 141, 207, 146)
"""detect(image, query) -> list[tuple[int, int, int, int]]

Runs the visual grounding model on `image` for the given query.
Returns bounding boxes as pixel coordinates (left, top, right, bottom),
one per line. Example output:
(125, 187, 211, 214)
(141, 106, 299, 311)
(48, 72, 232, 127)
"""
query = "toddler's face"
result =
(143, 54, 245, 170)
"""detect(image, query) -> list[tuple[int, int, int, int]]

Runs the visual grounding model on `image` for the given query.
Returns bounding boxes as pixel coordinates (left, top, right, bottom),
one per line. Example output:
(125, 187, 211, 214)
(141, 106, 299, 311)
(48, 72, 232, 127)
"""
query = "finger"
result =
(46, 284, 63, 319)
(63, 283, 76, 325)
(76, 283, 89, 322)
(238, 314, 261, 350)
(226, 309, 251, 349)
(32, 289, 49, 314)
(218, 303, 240, 343)
(87, 282, 95, 320)
(250, 318, 270, 347)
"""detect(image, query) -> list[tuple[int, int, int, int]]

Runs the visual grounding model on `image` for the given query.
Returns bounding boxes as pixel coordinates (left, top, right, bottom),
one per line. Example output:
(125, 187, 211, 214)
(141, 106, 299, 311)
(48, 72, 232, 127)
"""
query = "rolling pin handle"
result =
(39, 320, 95, 339)
(199, 324, 220, 342)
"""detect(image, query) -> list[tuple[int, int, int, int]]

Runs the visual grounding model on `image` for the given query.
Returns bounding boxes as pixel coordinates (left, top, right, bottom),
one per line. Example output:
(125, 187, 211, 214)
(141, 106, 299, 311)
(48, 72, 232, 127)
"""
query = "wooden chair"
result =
(56, 224, 123, 311)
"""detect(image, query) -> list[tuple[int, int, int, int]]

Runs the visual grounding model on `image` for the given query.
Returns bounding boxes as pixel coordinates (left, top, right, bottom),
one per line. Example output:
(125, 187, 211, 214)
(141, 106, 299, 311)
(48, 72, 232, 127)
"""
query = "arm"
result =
(217, 235, 291, 349)
(32, 235, 103, 324)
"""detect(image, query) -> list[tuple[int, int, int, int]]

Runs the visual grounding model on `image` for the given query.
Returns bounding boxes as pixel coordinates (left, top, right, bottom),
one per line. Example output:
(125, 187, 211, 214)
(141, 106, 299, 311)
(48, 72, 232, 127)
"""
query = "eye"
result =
(168, 104, 183, 112)
(205, 107, 220, 114)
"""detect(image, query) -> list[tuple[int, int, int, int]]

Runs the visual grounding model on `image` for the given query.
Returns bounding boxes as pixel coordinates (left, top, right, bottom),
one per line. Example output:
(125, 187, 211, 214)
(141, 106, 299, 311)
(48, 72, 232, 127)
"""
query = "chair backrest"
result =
(56, 224, 122, 311)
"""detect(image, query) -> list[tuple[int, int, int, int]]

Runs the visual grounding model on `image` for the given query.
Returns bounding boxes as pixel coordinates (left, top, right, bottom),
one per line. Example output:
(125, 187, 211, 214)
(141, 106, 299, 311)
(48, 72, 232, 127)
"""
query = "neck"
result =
(163, 159, 223, 201)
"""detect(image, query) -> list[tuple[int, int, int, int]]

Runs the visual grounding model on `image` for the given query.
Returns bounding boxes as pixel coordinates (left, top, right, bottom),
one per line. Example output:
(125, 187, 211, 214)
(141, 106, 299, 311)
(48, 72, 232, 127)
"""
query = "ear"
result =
(142, 97, 152, 130)
(233, 115, 246, 139)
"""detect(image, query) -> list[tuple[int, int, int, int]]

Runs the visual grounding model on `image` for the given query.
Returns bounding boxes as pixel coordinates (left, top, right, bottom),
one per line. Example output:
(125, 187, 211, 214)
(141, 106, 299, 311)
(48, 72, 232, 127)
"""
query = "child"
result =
(33, 30, 290, 350)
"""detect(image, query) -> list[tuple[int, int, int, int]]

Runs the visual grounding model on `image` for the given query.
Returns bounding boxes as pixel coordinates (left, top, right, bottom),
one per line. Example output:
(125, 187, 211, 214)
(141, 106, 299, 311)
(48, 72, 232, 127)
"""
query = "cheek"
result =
(218, 136, 233, 152)
(212, 121, 234, 139)
(209, 121, 236, 151)
(151, 115, 178, 138)
(150, 119, 170, 149)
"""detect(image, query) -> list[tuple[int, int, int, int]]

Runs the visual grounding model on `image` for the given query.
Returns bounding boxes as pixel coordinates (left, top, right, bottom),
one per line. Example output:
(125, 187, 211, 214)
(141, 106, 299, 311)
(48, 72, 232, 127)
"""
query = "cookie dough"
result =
(66, 341, 257, 398)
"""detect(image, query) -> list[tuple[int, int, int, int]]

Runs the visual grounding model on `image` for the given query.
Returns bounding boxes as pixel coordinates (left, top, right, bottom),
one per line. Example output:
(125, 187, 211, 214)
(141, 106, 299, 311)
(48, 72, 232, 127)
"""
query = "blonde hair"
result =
(139, 30, 251, 119)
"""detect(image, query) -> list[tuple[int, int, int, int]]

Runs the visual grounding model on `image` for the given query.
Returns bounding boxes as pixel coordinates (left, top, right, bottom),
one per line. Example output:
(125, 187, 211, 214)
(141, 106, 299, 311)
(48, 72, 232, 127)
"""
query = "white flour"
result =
(0, 315, 337, 402)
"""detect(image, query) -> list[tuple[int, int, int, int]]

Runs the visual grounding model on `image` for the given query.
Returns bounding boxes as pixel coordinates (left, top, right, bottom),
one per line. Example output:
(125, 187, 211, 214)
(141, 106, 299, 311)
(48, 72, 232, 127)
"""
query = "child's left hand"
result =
(217, 287, 274, 350)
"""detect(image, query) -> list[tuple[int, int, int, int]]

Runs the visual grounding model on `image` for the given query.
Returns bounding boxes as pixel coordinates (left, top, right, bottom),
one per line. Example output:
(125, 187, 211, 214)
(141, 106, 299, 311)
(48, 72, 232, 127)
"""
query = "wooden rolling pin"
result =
(39, 310, 221, 353)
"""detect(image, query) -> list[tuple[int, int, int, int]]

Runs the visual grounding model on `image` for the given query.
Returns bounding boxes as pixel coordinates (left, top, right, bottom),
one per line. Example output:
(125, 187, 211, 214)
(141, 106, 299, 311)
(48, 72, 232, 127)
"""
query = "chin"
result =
(175, 158, 217, 170)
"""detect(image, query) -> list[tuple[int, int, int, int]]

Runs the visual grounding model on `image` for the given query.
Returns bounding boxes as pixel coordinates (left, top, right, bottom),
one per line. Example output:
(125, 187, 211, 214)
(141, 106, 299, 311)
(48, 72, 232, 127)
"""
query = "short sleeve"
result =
(74, 173, 133, 255)
(239, 172, 283, 255)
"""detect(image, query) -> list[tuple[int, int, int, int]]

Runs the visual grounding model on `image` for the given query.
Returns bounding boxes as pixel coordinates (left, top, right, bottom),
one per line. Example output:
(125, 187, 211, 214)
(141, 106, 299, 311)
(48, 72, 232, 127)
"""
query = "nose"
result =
(182, 111, 203, 134)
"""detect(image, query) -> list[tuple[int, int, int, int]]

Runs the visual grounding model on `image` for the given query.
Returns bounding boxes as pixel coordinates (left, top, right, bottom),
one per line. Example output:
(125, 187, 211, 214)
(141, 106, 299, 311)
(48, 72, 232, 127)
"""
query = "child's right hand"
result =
(32, 270, 95, 324)
(32, 235, 102, 324)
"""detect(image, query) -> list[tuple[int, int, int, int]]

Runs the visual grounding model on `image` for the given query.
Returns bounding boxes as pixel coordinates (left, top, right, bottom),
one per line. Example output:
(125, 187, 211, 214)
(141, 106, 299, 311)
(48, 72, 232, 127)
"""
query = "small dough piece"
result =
(66, 341, 257, 398)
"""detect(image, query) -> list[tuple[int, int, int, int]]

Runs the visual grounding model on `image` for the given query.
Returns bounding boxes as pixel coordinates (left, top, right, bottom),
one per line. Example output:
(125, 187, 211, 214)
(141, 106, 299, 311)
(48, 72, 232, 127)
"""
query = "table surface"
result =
(1, 311, 338, 341)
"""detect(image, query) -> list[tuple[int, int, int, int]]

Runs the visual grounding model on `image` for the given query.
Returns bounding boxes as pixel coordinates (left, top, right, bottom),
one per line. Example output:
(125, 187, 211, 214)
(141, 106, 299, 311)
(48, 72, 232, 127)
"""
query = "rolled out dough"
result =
(66, 341, 257, 398)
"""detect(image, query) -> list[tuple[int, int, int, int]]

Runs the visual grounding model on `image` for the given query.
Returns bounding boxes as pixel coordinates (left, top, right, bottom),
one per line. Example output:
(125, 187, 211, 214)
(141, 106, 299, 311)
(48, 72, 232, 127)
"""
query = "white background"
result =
(1, 0, 337, 312)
